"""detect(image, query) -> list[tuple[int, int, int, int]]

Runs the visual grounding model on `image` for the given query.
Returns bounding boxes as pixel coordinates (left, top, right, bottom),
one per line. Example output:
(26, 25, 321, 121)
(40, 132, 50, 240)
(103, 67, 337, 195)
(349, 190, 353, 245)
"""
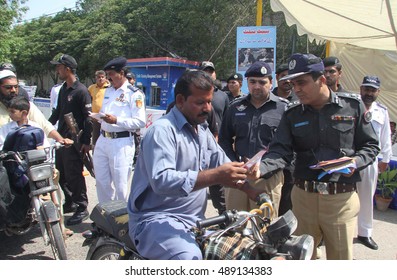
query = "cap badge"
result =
(260, 67, 267, 75)
(289, 59, 296, 70)
(233, 74, 238, 79)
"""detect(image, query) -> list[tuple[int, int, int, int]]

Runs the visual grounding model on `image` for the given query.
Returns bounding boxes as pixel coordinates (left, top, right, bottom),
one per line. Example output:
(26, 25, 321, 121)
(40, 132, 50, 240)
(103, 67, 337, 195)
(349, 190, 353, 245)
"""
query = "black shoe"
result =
(357, 236, 378, 250)
(63, 203, 78, 214)
(66, 210, 89, 226)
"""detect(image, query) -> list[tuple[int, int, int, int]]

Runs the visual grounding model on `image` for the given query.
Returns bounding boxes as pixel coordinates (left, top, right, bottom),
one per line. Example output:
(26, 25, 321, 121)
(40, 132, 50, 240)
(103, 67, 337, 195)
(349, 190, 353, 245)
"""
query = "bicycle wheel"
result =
(47, 221, 68, 260)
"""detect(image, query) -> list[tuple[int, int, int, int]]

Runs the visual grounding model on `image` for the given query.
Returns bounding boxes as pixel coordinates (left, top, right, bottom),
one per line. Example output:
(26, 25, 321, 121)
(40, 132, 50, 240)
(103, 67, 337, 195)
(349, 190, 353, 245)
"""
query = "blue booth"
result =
(126, 57, 200, 110)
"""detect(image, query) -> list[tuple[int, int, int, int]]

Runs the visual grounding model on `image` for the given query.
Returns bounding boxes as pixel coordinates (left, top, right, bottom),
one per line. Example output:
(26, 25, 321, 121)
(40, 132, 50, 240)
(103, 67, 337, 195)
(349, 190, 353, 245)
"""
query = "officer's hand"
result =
(342, 167, 356, 177)
(101, 113, 117, 124)
(245, 162, 261, 180)
(239, 181, 264, 201)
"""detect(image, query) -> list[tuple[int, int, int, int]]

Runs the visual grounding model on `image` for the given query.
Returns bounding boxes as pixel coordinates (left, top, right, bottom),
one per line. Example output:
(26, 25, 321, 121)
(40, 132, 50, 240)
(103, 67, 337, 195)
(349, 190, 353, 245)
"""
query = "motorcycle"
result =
(0, 142, 68, 260)
(82, 194, 314, 260)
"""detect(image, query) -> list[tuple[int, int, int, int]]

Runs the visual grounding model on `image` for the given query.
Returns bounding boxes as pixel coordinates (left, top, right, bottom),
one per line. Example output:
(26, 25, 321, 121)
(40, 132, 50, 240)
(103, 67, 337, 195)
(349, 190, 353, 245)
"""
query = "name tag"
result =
(294, 121, 309, 127)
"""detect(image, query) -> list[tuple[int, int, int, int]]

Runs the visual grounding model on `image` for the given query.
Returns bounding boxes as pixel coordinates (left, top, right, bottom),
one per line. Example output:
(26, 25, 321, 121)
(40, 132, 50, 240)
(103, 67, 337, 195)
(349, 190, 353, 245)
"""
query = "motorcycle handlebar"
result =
(196, 210, 237, 230)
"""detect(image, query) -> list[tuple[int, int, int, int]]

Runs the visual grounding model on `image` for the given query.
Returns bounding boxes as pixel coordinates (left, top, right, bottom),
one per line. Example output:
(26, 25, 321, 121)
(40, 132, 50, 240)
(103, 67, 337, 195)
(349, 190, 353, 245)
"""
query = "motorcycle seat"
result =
(90, 200, 135, 249)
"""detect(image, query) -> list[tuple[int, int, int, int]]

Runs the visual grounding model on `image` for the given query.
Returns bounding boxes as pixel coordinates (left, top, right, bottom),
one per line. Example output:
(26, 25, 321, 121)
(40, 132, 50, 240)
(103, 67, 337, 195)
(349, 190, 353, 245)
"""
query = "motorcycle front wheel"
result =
(47, 221, 67, 260)
(91, 244, 123, 260)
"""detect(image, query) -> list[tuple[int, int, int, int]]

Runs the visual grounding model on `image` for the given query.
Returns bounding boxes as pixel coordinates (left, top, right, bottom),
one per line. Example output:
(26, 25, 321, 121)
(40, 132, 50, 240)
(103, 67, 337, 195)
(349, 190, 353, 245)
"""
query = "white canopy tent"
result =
(270, 0, 397, 121)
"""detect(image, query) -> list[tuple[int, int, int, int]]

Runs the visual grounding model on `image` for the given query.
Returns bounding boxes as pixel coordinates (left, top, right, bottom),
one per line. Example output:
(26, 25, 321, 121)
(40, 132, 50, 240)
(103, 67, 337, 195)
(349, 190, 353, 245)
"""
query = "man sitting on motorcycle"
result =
(127, 70, 261, 260)
(0, 69, 73, 237)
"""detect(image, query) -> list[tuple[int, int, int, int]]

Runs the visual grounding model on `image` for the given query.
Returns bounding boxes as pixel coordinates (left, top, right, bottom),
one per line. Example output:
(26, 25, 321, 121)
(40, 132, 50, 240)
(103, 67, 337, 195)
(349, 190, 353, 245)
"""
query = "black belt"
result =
(295, 179, 356, 195)
(101, 130, 131, 139)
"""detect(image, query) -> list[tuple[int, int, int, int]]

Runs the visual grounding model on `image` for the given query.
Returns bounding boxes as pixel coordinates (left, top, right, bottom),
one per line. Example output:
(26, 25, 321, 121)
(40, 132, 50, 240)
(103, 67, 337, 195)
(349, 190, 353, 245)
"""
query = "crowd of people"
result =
(0, 51, 395, 260)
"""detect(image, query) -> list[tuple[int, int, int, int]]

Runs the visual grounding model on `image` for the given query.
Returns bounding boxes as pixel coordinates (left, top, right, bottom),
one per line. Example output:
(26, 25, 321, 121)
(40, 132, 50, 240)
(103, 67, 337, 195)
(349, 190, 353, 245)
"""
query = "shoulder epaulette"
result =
(229, 95, 247, 106)
(337, 92, 361, 100)
(277, 96, 289, 104)
(286, 100, 301, 110)
(377, 102, 388, 110)
(127, 85, 143, 94)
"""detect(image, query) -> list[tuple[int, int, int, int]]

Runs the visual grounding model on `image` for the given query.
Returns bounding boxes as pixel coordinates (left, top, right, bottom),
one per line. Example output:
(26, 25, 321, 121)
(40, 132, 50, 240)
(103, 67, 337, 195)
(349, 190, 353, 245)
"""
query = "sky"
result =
(22, 0, 77, 22)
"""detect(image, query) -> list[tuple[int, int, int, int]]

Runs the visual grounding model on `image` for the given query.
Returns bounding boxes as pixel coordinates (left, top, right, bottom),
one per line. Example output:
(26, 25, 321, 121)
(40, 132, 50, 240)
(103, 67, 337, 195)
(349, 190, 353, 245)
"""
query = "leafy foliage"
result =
(2, 0, 325, 91)
(377, 168, 397, 199)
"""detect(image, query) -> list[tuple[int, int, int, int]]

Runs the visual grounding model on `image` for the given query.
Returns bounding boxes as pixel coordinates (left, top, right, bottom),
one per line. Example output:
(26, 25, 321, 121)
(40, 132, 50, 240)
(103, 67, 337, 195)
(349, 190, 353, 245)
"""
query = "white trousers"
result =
(93, 135, 134, 203)
(356, 160, 378, 237)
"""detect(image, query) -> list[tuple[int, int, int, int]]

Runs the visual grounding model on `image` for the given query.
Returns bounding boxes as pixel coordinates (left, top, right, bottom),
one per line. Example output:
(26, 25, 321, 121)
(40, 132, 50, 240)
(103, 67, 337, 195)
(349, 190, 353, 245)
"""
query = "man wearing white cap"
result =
(356, 75, 392, 250)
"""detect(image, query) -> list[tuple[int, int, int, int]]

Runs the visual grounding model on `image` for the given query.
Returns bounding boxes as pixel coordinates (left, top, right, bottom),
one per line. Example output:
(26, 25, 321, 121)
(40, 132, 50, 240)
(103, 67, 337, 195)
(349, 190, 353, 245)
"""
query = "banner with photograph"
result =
(236, 26, 277, 94)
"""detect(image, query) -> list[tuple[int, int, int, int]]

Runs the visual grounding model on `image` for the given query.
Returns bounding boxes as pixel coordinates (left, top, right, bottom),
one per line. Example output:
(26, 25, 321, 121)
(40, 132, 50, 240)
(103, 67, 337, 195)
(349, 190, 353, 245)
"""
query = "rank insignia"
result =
(116, 93, 126, 102)
(236, 104, 247, 112)
(364, 110, 372, 123)
(136, 96, 143, 108)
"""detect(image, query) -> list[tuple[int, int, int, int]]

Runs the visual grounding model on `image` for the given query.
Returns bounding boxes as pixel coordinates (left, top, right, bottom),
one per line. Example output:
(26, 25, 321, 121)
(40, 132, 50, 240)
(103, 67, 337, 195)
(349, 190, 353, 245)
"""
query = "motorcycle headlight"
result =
(28, 164, 52, 182)
(277, 234, 314, 260)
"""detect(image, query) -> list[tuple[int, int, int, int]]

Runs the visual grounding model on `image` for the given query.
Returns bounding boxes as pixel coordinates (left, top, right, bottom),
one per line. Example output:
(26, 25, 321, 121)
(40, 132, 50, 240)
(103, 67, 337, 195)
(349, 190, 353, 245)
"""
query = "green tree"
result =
(0, 0, 27, 62)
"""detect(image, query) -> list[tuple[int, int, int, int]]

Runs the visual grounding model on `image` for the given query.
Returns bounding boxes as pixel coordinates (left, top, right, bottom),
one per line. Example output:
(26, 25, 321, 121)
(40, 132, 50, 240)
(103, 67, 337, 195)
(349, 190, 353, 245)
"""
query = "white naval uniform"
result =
(357, 102, 392, 237)
(93, 81, 146, 203)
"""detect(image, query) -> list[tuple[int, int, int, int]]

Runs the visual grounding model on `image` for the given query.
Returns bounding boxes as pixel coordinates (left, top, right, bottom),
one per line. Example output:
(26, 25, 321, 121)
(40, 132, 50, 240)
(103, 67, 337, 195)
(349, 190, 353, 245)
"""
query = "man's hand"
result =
(215, 161, 248, 188)
(59, 137, 74, 147)
(378, 162, 388, 173)
(101, 113, 117, 124)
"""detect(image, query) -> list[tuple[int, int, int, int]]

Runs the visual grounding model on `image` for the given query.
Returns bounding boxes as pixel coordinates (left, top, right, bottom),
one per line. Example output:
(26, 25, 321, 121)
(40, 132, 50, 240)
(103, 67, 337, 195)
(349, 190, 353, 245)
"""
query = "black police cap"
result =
(244, 61, 272, 78)
(104, 57, 127, 71)
(275, 63, 289, 75)
(323, 56, 341, 68)
(227, 73, 243, 82)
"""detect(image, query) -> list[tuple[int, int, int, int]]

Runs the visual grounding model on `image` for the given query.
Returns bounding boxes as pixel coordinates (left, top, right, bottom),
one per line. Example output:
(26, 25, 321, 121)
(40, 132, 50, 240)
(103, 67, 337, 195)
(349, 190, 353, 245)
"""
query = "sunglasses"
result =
(1, 85, 18, 90)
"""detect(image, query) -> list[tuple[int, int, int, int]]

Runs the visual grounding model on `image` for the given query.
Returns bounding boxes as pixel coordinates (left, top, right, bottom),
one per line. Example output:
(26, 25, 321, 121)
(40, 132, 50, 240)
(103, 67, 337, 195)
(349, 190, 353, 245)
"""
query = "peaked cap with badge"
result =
(361, 75, 380, 89)
(280, 53, 324, 81)
(104, 57, 127, 71)
(227, 73, 243, 83)
(244, 61, 272, 78)
(322, 56, 341, 68)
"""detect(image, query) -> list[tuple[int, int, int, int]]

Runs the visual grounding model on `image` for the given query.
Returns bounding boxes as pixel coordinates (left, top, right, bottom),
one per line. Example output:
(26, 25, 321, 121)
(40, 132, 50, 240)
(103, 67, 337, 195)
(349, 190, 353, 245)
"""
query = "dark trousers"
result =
(133, 130, 141, 165)
(91, 121, 101, 147)
(55, 147, 88, 211)
(278, 168, 294, 216)
(209, 184, 226, 214)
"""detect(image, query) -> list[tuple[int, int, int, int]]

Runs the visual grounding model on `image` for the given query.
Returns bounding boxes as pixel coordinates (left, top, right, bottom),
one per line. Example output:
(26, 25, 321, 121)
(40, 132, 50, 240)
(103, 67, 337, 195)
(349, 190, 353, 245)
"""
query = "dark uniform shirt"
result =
(219, 93, 288, 162)
(226, 91, 242, 103)
(211, 88, 229, 132)
(272, 87, 299, 102)
(260, 91, 380, 184)
(49, 80, 92, 145)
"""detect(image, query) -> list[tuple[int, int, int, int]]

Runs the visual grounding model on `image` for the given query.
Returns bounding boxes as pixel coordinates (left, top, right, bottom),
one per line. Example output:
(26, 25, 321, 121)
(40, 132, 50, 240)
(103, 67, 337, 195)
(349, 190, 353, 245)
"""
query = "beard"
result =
(362, 94, 375, 105)
(0, 92, 17, 108)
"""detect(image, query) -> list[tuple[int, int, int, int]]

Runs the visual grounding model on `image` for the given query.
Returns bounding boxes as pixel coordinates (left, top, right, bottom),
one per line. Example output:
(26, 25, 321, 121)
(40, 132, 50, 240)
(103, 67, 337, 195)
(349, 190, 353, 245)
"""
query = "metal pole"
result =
(256, 0, 263, 26)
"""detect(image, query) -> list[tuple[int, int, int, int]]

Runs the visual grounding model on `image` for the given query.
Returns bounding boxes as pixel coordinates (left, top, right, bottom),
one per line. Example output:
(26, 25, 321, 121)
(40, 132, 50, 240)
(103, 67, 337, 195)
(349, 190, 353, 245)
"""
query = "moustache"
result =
(198, 112, 209, 118)
(362, 95, 375, 102)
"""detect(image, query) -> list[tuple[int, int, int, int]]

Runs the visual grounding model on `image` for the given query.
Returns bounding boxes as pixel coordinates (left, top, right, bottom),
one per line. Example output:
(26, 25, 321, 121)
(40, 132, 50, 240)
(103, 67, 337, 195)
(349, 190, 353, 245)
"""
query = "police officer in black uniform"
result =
(219, 61, 288, 217)
(49, 54, 92, 226)
(225, 73, 243, 102)
(252, 53, 379, 259)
